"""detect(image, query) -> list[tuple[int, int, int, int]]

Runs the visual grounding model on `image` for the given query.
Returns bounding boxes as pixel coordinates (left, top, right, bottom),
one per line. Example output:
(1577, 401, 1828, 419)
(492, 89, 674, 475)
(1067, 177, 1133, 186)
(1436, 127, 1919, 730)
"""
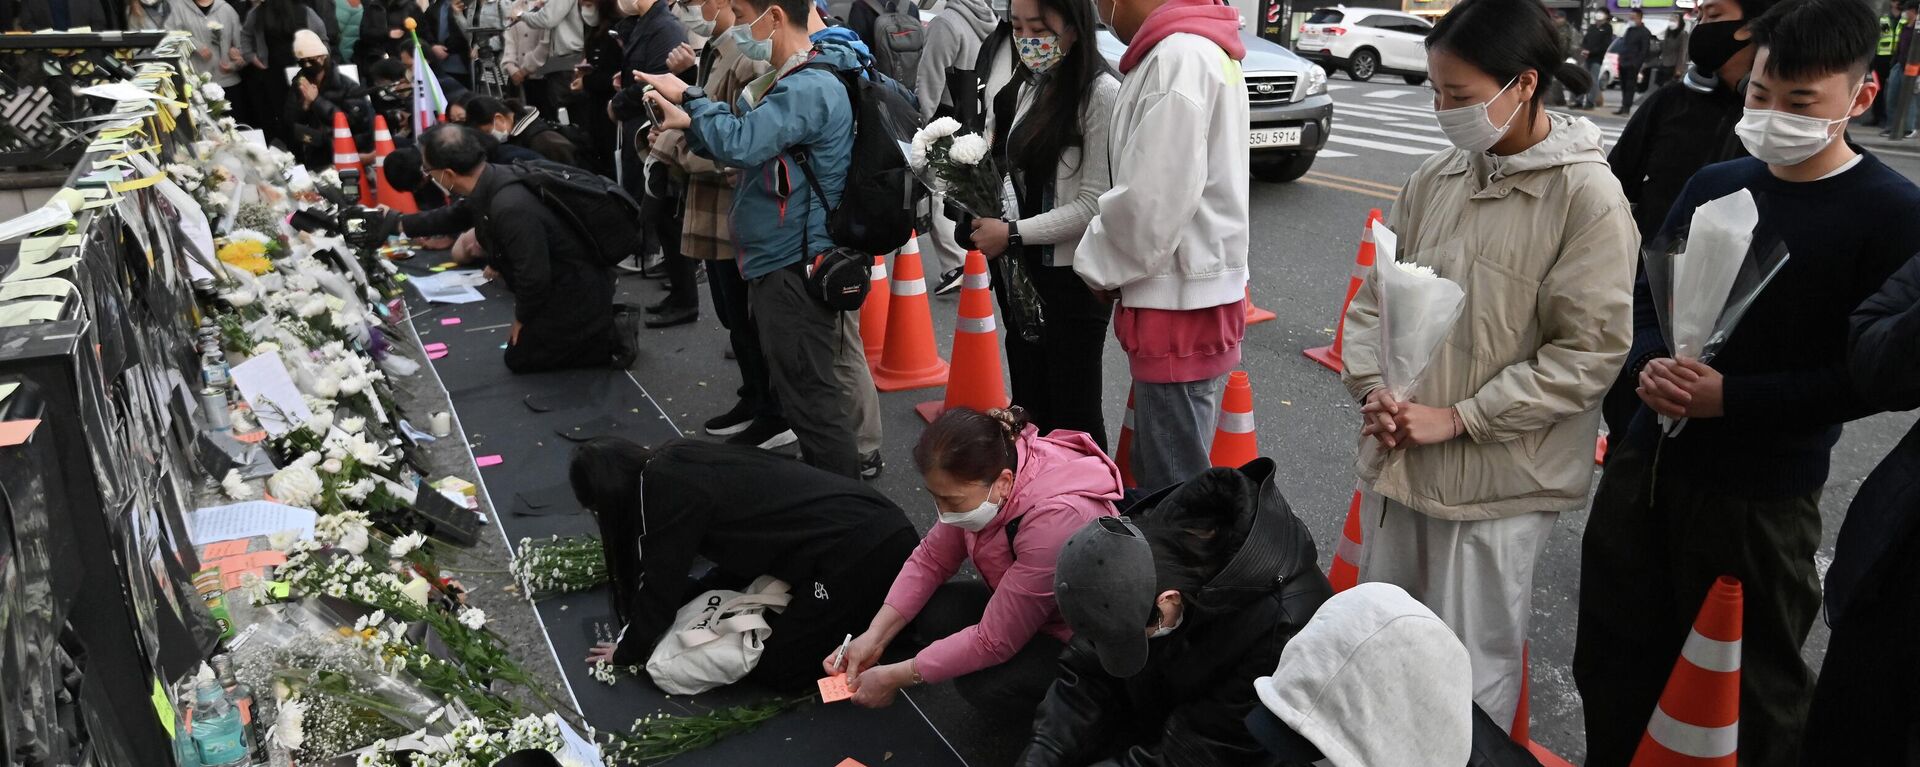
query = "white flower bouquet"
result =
(909, 117, 1004, 218)
(1363, 220, 1467, 467)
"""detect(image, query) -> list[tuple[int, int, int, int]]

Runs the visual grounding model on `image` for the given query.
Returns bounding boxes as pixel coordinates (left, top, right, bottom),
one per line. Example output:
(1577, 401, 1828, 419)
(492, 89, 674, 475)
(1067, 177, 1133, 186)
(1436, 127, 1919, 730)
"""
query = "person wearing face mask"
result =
(1599, 0, 1772, 444)
(1338, 0, 1633, 735)
(566, 436, 917, 687)
(463, 95, 581, 165)
(1574, 2, 1920, 764)
(1020, 459, 1330, 767)
(830, 407, 1121, 721)
(942, 0, 1118, 451)
(909, 0, 994, 293)
(284, 30, 375, 169)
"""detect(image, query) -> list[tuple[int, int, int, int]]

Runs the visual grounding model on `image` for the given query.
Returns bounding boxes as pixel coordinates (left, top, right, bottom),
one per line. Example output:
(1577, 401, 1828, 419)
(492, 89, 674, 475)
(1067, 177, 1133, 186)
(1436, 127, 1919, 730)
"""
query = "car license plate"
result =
(1250, 127, 1302, 148)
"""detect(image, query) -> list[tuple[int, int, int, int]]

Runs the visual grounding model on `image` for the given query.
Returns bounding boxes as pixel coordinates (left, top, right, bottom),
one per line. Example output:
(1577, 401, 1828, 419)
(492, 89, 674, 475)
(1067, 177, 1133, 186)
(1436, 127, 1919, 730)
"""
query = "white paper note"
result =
(8, 257, 80, 281)
(187, 501, 317, 545)
(229, 354, 315, 436)
(409, 271, 487, 304)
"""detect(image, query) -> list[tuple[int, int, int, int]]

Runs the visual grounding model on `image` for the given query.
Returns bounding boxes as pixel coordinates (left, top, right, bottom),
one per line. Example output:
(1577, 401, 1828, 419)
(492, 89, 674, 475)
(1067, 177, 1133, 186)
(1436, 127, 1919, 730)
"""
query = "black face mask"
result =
(1689, 20, 1751, 75)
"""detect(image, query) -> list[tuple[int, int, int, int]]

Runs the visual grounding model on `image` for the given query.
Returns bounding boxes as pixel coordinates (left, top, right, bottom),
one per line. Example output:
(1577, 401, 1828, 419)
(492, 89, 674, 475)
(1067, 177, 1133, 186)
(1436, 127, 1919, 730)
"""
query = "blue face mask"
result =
(728, 7, 774, 61)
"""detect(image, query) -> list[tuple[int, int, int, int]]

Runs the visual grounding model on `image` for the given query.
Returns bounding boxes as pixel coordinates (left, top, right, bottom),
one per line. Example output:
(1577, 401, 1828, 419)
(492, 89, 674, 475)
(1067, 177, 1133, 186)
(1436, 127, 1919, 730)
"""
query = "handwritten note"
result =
(200, 539, 250, 559)
(187, 501, 316, 545)
(230, 354, 314, 436)
(818, 674, 855, 703)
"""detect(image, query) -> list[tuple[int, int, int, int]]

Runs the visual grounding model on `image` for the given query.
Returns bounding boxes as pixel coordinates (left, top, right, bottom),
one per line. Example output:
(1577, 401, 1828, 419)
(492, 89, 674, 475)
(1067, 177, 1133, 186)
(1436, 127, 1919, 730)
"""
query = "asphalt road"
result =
(615, 76, 1920, 765)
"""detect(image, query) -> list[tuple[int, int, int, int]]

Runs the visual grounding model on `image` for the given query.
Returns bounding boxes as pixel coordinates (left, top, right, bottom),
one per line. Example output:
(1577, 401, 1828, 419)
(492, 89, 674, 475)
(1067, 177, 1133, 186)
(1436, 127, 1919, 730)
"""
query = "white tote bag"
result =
(644, 576, 792, 695)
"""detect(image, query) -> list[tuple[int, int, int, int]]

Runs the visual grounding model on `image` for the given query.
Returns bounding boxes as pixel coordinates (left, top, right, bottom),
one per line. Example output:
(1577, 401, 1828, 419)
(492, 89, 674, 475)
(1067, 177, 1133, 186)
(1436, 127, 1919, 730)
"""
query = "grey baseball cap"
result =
(1053, 516, 1159, 678)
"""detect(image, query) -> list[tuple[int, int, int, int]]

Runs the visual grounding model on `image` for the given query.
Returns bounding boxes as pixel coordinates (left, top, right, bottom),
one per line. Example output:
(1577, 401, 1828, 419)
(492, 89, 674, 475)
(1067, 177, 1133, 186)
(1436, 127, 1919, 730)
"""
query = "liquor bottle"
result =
(209, 654, 267, 764)
(189, 680, 250, 767)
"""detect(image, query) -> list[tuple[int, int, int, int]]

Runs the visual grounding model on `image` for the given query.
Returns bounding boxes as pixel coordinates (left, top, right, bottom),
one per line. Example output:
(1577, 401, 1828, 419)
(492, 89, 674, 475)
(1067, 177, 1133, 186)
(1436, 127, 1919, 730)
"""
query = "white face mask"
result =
(1433, 76, 1521, 154)
(491, 127, 510, 141)
(1147, 603, 1182, 639)
(937, 484, 1002, 532)
(1734, 88, 1858, 167)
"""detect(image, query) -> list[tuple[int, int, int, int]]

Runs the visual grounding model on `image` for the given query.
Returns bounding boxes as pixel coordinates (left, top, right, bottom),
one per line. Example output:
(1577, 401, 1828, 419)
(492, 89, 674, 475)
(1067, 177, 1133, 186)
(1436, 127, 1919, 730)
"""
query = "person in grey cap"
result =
(1019, 458, 1331, 767)
(1244, 583, 1542, 767)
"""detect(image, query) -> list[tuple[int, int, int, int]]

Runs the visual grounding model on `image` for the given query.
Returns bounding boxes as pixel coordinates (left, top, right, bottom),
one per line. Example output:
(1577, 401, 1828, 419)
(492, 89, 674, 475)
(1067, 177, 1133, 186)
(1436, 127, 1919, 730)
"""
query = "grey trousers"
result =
(750, 266, 861, 478)
(1130, 376, 1226, 491)
(835, 309, 882, 455)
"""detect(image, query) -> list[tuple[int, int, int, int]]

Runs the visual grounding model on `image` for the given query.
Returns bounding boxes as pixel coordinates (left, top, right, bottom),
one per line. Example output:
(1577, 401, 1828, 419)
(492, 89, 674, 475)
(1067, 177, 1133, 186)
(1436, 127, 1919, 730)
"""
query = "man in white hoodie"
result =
(1076, 0, 1249, 490)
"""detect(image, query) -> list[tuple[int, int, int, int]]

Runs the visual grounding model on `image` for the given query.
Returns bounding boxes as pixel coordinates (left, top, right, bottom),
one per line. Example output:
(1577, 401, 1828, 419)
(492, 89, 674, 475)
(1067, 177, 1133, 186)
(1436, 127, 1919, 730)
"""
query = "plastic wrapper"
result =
(1644, 188, 1791, 436)
(1362, 221, 1467, 470)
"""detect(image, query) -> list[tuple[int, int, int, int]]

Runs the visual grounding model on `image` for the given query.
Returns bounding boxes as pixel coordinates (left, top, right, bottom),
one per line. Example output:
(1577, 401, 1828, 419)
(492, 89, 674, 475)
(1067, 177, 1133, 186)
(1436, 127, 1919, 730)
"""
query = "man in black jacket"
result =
(1021, 459, 1331, 767)
(356, 124, 638, 372)
(1600, 0, 1771, 445)
(1614, 10, 1653, 115)
(1800, 254, 1920, 766)
(1578, 12, 1614, 108)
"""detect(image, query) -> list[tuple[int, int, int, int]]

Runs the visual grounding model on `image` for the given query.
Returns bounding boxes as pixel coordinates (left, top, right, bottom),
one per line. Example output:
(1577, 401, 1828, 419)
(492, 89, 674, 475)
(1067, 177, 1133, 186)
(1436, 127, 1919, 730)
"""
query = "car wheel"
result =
(1402, 74, 1426, 86)
(1346, 49, 1378, 82)
(1252, 152, 1316, 184)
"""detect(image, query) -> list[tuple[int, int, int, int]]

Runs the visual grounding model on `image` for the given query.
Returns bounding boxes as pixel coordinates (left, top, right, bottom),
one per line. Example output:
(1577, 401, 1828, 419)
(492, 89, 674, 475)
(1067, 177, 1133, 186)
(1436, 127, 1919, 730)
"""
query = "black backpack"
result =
(506, 159, 645, 268)
(789, 60, 926, 257)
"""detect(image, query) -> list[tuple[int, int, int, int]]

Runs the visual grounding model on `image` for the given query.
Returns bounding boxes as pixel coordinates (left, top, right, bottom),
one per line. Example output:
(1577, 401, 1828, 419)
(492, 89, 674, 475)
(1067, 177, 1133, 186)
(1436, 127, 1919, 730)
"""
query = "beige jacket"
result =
(501, 0, 550, 80)
(1341, 113, 1637, 521)
(649, 33, 767, 260)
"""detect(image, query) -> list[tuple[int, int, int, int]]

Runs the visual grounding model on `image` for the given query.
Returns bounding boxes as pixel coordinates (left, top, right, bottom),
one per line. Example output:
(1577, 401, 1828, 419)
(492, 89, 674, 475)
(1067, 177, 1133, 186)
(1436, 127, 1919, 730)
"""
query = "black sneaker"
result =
(645, 306, 698, 328)
(726, 418, 797, 450)
(933, 266, 964, 296)
(609, 306, 641, 369)
(703, 401, 755, 436)
(860, 450, 884, 479)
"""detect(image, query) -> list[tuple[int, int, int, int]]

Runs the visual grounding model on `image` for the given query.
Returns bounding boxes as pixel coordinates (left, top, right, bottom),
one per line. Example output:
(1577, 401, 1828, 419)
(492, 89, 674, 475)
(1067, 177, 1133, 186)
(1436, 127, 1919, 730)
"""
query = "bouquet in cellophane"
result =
(1363, 220, 1467, 470)
(910, 117, 1045, 343)
(1644, 188, 1791, 436)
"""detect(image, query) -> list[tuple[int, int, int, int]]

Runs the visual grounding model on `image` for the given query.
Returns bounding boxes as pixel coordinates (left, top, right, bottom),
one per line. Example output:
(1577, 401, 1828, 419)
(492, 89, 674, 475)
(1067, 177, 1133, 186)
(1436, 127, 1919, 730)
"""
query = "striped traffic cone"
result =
(371, 115, 417, 214)
(872, 231, 950, 392)
(1303, 208, 1383, 373)
(1328, 489, 1363, 592)
(330, 111, 373, 203)
(1115, 386, 1137, 489)
(1246, 286, 1277, 325)
(1631, 576, 1743, 767)
(916, 250, 1007, 422)
(860, 251, 890, 372)
(1208, 371, 1259, 468)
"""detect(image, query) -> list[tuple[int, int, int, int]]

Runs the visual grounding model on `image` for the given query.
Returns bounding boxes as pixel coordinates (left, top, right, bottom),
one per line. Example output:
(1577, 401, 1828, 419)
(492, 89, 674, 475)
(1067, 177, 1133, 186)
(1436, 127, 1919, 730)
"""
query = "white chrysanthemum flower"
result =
(921, 116, 961, 140)
(1389, 257, 1439, 281)
(338, 374, 366, 396)
(221, 469, 255, 500)
(948, 134, 989, 166)
(203, 82, 225, 100)
(268, 529, 301, 552)
(251, 340, 281, 356)
(457, 607, 487, 630)
(340, 478, 376, 502)
(222, 288, 255, 307)
(267, 464, 322, 507)
(272, 698, 306, 750)
(338, 416, 365, 434)
(390, 531, 427, 559)
(320, 457, 342, 475)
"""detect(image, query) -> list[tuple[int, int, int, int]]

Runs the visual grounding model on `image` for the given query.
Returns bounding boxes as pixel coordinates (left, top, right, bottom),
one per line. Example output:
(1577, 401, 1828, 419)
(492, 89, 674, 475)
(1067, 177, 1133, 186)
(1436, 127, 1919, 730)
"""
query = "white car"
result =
(1295, 6, 1433, 84)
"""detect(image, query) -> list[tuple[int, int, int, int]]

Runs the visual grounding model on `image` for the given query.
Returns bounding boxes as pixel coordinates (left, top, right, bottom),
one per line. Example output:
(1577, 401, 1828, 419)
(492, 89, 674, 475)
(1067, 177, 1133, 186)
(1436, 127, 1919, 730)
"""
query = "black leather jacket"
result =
(1019, 459, 1333, 767)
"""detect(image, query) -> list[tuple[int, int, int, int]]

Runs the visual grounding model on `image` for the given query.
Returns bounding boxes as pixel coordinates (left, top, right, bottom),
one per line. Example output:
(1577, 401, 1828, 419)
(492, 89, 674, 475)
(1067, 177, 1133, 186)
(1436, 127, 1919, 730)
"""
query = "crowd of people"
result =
(24, 0, 1920, 761)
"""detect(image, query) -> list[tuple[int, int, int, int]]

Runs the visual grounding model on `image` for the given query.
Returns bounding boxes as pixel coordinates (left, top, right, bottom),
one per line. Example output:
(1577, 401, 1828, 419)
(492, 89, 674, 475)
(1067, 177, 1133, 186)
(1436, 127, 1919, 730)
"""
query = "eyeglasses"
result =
(298, 56, 327, 68)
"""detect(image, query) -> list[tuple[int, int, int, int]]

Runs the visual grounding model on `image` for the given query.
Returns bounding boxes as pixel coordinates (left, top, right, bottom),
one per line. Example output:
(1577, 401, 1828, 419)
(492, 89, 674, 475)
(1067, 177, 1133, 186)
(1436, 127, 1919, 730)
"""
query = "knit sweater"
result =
(1623, 152, 1920, 496)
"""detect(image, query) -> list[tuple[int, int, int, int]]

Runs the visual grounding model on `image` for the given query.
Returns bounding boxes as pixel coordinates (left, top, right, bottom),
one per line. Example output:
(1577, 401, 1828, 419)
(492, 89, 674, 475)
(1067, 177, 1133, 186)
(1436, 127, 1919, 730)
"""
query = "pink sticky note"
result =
(440, 317, 462, 326)
(0, 419, 41, 447)
(427, 350, 449, 360)
(475, 454, 503, 467)
(818, 674, 855, 703)
(836, 759, 869, 767)
(423, 342, 448, 352)
(201, 540, 249, 559)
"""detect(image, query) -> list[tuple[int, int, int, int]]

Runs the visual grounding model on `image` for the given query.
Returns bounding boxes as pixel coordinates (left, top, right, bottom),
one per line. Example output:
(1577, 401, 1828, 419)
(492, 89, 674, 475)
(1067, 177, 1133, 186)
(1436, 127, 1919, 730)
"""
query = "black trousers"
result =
(1574, 446, 1821, 767)
(643, 191, 698, 311)
(1801, 528, 1920, 765)
(903, 580, 1065, 724)
(1872, 54, 1895, 124)
(709, 259, 781, 422)
(993, 254, 1114, 451)
(502, 308, 616, 373)
(750, 528, 918, 691)
(749, 266, 860, 477)
(1618, 63, 1644, 111)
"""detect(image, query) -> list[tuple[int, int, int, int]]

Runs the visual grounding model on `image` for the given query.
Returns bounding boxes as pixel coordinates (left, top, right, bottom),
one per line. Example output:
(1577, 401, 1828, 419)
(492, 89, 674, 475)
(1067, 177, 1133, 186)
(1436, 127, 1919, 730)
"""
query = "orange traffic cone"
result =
(1246, 286, 1277, 325)
(1328, 489, 1363, 592)
(1114, 386, 1137, 489)
(860, 251, 890, 370)
(331, 111, 374, 203)
(1631, 576, 1743, 767)
(1596, 433, 1609, 466)
(1208, 371, 1258, 468)
(873, 231, 950, 391)
(1303, 208, 1383, 373)
(916, 249, 1008, 422)
(1513, 641, 1532, 742)
(371, 115, 417, 214)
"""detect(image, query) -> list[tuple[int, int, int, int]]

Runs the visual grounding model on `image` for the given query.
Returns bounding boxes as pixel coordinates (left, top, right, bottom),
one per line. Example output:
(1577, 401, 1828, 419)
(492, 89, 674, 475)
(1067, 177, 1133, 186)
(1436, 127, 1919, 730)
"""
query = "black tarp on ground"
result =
(397, 261, 968, 767)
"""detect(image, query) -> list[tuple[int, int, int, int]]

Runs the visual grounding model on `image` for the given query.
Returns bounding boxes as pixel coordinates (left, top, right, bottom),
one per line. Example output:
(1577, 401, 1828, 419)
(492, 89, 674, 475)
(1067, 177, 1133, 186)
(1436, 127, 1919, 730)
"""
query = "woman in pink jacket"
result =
(828, 407, 1122, 720)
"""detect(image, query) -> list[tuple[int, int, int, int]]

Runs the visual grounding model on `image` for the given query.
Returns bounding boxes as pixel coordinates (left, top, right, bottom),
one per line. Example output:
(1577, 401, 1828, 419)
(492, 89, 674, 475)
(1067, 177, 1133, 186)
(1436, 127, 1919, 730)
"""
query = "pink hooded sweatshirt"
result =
(883, 425, 1123, 684)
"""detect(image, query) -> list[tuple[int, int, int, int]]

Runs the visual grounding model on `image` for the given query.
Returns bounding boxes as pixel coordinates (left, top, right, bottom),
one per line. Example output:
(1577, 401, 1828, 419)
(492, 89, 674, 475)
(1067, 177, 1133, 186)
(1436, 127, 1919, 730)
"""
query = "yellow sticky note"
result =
(267, 580, 291, 599)
(151, 677, 177, 738)
(108, 175, 163, 193)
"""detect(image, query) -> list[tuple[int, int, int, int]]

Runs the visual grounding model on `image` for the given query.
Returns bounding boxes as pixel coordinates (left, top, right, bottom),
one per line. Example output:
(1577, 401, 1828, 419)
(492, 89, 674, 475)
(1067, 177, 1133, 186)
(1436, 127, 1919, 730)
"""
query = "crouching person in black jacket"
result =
(1021, 458, 1332, 767)
(351, 124, 638, 373)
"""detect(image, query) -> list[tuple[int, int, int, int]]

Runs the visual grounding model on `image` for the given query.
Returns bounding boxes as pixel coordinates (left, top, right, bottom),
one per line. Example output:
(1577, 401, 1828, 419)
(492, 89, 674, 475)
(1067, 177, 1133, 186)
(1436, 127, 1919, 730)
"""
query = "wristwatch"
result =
(1005, 219, 1022, 249)
(681, 85, 708, 105)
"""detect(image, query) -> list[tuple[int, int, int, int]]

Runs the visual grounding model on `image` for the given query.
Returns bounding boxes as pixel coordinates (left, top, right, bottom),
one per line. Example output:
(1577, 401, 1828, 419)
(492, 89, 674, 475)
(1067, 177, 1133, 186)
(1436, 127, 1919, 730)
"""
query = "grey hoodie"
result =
(915, 0, 996, 120)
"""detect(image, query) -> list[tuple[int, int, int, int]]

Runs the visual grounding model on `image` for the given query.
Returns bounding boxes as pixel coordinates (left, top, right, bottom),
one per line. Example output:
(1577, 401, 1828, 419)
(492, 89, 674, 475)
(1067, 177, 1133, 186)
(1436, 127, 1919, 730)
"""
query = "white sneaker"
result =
(614, 254, 647, 274)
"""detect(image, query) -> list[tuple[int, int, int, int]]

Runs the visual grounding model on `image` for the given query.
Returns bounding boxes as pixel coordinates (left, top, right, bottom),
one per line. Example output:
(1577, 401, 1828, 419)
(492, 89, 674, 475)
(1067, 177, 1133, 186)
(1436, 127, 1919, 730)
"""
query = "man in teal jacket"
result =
(639, 0, 863, 478)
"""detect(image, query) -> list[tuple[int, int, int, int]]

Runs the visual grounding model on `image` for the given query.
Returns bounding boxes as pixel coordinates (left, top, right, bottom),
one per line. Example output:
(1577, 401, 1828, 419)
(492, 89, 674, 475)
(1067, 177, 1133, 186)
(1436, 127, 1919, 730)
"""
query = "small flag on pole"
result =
(409, 20, 446, 135)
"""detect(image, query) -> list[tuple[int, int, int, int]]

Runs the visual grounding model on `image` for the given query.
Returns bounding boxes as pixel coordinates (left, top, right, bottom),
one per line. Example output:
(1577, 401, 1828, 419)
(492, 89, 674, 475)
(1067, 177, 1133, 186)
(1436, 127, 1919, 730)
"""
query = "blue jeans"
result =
(1584, 61, 1606, 107)
(1131, 375, 1226, 491)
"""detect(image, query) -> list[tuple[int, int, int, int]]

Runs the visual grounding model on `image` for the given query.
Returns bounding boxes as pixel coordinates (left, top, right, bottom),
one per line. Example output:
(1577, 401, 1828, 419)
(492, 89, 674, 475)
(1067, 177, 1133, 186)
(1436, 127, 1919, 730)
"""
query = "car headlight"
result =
(1297, 64, 1328, 101)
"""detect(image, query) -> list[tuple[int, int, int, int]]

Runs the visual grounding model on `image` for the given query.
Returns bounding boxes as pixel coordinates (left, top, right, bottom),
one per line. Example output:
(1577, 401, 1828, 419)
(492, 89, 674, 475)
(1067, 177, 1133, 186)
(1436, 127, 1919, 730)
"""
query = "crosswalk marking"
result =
(1319, 149, 1357, 158)
(1326, 134, 1434, 155)
(1364, 88, 1416, 99)
(1333, 124, 1458, 147)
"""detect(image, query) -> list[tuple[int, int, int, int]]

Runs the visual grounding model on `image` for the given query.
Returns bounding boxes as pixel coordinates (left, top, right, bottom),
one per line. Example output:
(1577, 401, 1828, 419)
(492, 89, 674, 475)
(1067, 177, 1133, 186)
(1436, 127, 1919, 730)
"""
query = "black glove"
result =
(945, 199, 977, 251)
(342, 207, 400, 248)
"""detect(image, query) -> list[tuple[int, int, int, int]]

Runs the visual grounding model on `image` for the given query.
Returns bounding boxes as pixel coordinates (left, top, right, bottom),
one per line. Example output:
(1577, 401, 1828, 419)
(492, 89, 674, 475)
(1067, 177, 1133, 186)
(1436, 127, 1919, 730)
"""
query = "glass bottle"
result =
(189, 680, 249, 767)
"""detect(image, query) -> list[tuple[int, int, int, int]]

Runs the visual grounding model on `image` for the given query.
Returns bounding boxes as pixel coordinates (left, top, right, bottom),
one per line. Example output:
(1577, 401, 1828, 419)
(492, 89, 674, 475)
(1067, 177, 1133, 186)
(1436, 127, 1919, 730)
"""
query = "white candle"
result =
(430, 411, 451, 438)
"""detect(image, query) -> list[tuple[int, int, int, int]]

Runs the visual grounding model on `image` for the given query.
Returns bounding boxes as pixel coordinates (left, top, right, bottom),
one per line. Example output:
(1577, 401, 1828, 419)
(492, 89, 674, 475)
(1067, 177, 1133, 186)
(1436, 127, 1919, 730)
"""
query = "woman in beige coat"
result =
(1337, 0, 1635, 731)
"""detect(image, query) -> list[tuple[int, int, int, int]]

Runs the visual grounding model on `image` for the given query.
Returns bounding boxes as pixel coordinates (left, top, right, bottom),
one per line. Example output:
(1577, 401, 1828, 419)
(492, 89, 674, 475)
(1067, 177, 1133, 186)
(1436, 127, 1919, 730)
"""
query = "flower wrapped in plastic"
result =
(908, 118, 1045, 343)
(1362, 220, 1467, 469)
